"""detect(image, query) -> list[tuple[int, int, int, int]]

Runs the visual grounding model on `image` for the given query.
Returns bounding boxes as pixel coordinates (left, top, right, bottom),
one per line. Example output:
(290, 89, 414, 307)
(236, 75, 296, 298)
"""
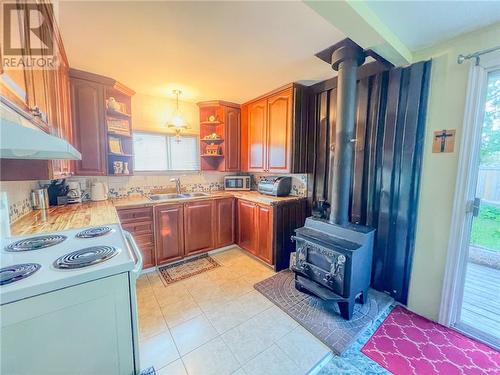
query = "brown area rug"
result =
(254, 270, 393, 355)
(158, 254, 220, 284)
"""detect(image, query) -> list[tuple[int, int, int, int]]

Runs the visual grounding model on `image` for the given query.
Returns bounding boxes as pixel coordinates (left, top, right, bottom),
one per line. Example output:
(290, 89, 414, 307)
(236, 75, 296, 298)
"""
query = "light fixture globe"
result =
(167, 90, 189, 141)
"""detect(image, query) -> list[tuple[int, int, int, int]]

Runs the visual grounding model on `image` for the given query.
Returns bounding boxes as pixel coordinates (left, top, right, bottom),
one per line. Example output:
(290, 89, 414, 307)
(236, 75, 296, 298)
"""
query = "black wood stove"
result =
(291, 218, 374, 320)
(290, 39, 375, 320)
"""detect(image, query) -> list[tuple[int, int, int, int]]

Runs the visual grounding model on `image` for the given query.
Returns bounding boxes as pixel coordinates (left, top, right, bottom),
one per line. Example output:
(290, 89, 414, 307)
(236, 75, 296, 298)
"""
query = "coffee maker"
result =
(66, 181, 82, 204)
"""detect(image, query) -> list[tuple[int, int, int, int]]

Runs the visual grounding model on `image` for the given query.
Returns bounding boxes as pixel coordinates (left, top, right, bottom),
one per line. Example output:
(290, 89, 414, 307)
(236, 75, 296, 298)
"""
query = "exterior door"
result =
(458, 68, 500, 346)
(443, 62, 500, 349)
(267, 88, 292, 172)
(247, 98, 267, 171)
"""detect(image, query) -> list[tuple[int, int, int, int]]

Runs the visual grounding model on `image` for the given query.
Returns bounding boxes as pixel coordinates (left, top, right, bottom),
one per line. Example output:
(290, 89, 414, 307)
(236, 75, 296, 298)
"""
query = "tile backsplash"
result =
(1, 172, 307, 224)
(0, 180, 39, 224)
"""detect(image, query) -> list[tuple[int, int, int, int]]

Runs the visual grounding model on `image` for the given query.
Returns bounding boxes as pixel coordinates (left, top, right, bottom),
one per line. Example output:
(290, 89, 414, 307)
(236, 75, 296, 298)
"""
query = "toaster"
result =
(257, 176, 292, 197)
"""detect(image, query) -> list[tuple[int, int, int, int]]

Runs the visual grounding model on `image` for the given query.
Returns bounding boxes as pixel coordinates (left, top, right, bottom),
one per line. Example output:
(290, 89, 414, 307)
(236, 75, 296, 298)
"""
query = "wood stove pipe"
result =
(328, 41, 365, 226)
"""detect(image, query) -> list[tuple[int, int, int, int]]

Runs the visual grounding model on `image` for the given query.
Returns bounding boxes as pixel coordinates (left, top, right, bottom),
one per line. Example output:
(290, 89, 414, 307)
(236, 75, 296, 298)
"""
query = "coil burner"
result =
(5, 235, 67, 252)
(75, 226, 113, 239)
(0, 263, 41, 285)
(54, 246, 120, 270)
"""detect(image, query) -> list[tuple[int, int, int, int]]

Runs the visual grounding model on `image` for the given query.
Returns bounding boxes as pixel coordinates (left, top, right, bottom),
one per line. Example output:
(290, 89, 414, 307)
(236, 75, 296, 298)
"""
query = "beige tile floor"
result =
(137, 246, 331, 375)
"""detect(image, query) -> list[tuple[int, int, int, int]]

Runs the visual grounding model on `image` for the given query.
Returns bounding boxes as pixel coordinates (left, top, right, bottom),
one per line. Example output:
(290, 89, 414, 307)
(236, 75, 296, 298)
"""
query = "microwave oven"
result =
(224, 175, 251, 191)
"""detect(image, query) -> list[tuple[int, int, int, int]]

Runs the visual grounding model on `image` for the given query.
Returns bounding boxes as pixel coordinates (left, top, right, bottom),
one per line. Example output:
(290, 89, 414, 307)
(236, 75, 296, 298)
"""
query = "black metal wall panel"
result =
(308, 60, 431, 303)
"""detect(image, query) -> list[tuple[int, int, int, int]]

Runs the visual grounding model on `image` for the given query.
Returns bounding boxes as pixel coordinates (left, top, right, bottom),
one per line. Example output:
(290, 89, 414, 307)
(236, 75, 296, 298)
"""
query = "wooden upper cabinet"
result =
(70, 78, 107, 176)
(247, 98, 267, 171)
(197, 101, 241, 172)
(237, 199, 257, 255)
(0, 1, 30, 111)
(242, 84, 308, 173)
(155, 204, 184, 265)
(184, 200, 215, 256)
(267, 88, 292, 172)
(215, 198, 235, 248)
(0, 2, 75, 181)
(256, 204, 273, 264)
(225, 107, 240, 171)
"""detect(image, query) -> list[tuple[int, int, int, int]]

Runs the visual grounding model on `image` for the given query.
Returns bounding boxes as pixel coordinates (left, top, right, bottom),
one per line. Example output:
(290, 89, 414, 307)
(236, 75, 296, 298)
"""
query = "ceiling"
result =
(365, 1, 500, 51)
(58, 1, 344, 103)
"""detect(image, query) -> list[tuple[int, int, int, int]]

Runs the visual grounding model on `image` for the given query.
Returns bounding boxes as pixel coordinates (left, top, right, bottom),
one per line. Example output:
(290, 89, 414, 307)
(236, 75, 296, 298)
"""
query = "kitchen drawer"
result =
(117, 207, 153, 223)
(121, 221, 153, 236)
(133, 233, 154, 248)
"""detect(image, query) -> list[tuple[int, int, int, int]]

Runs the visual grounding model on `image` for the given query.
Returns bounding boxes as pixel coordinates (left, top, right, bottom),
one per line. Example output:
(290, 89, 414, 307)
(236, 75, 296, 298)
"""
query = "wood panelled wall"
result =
(307, 60, 431, 304)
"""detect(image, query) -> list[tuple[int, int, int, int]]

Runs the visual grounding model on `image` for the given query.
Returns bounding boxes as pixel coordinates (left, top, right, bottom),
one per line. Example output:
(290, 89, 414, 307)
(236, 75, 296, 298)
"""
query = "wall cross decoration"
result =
(432, 129, 456, 153)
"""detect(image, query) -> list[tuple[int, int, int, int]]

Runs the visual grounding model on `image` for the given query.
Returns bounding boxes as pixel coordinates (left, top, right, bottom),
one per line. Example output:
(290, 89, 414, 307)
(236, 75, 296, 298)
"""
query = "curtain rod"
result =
(457, 45, 500, 65)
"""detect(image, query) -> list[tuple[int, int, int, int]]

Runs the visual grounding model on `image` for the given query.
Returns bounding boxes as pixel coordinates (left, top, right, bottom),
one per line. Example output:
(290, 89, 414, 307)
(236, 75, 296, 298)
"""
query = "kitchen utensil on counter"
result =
(47, 179, 68, 206)
(91, 182, 108, 201)
(31, 188, 49, 210)
(66, 181, 82, 204)
(257, 176, 292, 197)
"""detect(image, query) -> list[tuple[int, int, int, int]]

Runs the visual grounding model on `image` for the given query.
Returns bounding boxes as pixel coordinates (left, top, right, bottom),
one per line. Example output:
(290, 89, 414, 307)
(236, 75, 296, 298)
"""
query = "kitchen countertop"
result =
(10, 191, 306, 236)
(10, 201, 120, 236)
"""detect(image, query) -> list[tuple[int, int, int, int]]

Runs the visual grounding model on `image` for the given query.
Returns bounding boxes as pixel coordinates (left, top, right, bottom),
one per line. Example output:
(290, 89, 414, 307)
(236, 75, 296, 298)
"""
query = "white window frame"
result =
(133, 131, 200, 173)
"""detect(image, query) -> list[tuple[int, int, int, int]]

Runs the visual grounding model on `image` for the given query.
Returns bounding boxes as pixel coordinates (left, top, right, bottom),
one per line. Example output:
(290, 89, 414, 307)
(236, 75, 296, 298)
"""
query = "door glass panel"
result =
(460, 69, 500, 343)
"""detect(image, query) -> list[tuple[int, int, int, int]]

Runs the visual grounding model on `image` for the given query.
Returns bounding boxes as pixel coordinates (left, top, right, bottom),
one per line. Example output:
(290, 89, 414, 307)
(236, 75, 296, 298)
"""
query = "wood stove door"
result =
(294, 239, 348, 297)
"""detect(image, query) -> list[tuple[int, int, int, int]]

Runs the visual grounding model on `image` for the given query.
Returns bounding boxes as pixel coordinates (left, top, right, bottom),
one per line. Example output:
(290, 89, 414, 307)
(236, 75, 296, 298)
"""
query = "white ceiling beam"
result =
(304, 0, 413, 66)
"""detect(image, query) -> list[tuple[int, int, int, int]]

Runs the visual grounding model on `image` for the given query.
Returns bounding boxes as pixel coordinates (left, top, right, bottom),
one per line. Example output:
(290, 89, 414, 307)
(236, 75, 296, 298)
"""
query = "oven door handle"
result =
(124, 230, 143, 277)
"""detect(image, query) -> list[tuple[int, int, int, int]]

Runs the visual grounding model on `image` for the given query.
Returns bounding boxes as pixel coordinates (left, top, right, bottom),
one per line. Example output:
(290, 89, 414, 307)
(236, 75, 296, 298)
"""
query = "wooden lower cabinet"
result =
(153, 199, 234, 264)
(184, 200, 215, 256)
(117, 197, 303, 269)
(215, 198, 235, 248)
(237, 199, 273, 265)
(154, 204, 184, 265)
(237, 199, 257, 254)
(117, 206, 155, 269)
(256, 204, 273, 264)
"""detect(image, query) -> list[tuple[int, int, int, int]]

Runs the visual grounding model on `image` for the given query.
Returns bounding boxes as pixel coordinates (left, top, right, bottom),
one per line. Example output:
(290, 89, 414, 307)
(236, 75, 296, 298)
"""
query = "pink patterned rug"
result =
(361, 306, 500, 375)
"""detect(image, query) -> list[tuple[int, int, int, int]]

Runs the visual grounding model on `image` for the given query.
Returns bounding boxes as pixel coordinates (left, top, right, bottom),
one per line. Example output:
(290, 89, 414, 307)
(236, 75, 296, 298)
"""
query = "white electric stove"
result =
(0, 224, 143, 375)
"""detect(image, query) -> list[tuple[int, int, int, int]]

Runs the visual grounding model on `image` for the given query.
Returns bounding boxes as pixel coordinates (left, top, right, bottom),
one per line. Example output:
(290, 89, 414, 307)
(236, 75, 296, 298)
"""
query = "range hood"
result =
(0, 101, 81, 160)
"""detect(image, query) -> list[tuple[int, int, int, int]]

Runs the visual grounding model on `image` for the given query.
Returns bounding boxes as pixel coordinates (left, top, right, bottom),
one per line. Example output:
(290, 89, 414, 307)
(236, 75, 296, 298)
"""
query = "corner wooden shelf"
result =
(201, 138, 224, 144)
(200, 120, 223, 125)
(108, 132, 132, 138)
(197, 100, 240, 171)
(107, 109, 131, 119)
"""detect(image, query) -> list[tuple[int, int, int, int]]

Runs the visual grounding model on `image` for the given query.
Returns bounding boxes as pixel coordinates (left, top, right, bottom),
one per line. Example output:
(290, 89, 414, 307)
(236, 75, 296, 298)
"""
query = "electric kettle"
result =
(91, 182, 108, 201)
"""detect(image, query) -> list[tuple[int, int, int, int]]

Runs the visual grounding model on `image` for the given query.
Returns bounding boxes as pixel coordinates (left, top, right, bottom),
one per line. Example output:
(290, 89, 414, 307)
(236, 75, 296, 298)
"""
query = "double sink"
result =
(148, 192, 209, 202)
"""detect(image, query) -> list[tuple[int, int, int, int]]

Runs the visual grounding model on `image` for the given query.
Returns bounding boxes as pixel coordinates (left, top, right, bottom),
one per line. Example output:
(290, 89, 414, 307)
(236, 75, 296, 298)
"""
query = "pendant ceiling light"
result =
(167, 89, 189, 142)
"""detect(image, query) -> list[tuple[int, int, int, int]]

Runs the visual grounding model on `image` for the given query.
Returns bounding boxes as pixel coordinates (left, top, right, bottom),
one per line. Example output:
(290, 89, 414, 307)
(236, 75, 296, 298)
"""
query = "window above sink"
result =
(133, 132, 200, 172)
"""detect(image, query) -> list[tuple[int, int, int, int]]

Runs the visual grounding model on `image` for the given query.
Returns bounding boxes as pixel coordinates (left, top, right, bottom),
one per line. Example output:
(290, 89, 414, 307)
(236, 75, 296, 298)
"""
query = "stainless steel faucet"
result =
(170, 178, 182, 195)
